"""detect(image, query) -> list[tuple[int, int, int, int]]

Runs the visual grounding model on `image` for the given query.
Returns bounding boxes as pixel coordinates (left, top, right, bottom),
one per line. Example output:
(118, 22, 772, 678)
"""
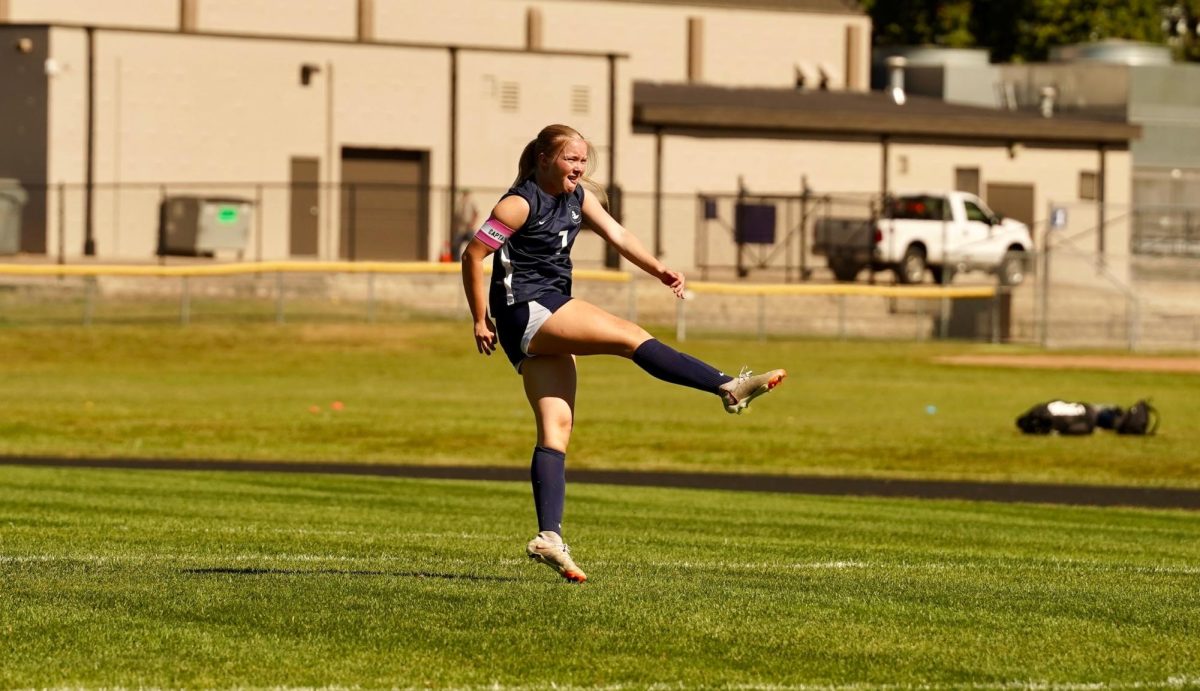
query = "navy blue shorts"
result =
(490, 293, 573, 372)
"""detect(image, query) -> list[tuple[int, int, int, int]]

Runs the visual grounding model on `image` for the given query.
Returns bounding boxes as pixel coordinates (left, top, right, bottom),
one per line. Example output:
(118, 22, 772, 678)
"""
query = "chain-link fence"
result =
(3, 182, 1200, 350)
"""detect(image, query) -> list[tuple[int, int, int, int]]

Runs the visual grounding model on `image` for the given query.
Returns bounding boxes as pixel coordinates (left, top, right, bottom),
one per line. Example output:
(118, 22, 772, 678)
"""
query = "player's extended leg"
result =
(529, 298, 786, 413)
(520, 354, 586, 583)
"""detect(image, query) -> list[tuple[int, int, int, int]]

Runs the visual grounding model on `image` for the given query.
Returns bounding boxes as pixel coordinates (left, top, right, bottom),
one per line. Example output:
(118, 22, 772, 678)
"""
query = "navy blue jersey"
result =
(490, 177, 585, 306)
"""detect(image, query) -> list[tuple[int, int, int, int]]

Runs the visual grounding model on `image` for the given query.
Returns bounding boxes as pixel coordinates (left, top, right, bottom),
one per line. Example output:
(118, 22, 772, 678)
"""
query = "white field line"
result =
(3, 554, 1199, 576)
(463, 678, 1200, 691)
(580, 559, 1200, 575)
(6, 526, 509, 540)
(0, 553, 476, 566)
(17, 680, 1200, 691)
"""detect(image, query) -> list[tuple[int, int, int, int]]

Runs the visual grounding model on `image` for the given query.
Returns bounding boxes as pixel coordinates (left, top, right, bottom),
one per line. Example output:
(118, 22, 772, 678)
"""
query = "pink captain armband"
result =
(475, 217, 515, 250)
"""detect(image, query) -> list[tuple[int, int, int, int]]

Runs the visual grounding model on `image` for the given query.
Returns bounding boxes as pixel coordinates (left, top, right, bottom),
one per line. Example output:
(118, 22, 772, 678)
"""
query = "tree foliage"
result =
(857, 0, 1197, 62)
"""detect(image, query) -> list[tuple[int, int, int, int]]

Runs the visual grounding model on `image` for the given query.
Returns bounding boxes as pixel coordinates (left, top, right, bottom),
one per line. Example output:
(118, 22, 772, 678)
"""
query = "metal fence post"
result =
(367, 271, 376, 323)
(275, 272, 285, 324)
(350, 183, 358, 262)
(255, 183, 263, 264)
(180, 276, 191, 326)
(83, 277, 95, 326)
(57, 182, 66, 266)
(157, 185, 167, 266)
(1040, 227, 1052, 348)
(1128, 296, 1140, 352)
(991, 287, 1001, 344)
(939, 296, 950, 340)
(627, 276, 637, 323)
(757, 293, 766, 342)
(676, 295, 687, 342)
(838, 294, 847, 339)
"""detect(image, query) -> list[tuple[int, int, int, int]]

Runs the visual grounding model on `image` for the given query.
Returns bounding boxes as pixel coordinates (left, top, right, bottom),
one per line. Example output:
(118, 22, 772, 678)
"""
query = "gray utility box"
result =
(158, 196, 253, 257)
(0, 179, 29, 255)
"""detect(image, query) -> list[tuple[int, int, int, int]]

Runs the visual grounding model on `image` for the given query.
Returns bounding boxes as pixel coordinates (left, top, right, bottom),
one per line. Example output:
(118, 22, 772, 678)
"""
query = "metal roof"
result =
(558, 0, 865, 15)
(634, 82, 1140, 146)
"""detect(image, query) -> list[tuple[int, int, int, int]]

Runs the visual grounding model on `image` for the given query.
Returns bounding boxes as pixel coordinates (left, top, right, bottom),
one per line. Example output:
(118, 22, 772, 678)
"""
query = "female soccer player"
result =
(461, 124, 786, 583)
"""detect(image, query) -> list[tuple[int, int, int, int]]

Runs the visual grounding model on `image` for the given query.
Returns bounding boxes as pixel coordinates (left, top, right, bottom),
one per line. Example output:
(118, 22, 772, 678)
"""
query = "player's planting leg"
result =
(520, 354, 586, 583)
(530, 445, 565, 535)
(526, 530, 586, 583)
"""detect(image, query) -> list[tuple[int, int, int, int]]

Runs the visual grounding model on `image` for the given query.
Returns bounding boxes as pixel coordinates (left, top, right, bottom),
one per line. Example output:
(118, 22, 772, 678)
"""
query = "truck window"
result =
(890, 196, 946, 221)
(963, 201, 991, 223)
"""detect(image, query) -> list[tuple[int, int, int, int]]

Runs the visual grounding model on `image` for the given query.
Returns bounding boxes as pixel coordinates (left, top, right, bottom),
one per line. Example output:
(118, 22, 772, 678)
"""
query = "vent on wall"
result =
(570, 86, 590, 115)
(500, 81, 520, 111)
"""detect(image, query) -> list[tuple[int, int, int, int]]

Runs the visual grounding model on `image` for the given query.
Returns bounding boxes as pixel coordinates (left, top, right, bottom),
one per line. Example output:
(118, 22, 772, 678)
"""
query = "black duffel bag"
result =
(1016, 400, 1102, 435)
(1016, 399, 1158, 436)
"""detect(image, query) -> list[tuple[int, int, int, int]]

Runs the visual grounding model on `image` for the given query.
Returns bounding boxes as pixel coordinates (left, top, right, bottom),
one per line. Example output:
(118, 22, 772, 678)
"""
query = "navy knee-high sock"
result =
(530, 446, 566, 536)
(633, 339, 732, 394)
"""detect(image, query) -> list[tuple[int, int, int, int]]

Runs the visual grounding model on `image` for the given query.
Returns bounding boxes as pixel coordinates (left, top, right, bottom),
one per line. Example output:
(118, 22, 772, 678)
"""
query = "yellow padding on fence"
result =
(688, 281, 996, 299)
(0, 261, 632, 283)
(0, 262, 991, 297)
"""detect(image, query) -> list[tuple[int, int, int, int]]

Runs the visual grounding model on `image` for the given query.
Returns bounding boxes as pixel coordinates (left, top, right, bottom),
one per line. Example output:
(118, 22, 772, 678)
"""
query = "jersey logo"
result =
(570, 208, 580, 222)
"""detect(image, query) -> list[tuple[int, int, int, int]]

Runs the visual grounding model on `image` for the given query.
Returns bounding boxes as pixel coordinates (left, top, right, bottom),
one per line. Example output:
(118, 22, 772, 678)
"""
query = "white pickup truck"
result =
(813, 192, 1033, 285)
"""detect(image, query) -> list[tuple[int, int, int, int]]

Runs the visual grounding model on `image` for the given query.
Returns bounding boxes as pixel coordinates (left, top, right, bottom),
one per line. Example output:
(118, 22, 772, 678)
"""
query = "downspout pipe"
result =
(449, 46, 458, 259)
(604, 52, 620, 268)
(84, 26, 96, 255)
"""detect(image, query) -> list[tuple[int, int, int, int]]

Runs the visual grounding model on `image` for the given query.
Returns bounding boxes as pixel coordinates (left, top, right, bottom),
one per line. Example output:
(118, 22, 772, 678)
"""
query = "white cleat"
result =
(719, 367, 787, 415)
(526, 531, 587, 583)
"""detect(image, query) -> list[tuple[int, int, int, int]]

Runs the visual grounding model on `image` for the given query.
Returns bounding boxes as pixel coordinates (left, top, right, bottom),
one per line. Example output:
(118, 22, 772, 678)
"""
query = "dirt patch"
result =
(935, 354, 1200, 374)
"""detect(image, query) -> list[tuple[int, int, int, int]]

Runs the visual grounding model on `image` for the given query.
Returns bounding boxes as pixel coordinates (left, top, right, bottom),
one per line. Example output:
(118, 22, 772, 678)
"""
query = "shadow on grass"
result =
(182, 567, 518, 582)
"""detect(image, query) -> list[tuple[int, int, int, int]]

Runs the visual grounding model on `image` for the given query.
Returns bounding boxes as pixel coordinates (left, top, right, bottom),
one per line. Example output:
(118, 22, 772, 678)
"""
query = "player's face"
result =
(543, 139, 587, 194)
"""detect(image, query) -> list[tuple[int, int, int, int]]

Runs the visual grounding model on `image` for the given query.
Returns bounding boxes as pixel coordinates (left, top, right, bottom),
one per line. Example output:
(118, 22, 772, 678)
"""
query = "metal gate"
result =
(694, 185, 878, 282)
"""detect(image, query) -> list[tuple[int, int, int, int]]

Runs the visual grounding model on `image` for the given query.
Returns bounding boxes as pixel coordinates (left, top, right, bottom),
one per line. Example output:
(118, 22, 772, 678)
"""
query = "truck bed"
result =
(813, 217, 874, 260)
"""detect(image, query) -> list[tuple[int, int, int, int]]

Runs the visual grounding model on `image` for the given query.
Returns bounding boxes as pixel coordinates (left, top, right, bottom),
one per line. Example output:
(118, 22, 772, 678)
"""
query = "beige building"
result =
(0, 0, 1137, 281)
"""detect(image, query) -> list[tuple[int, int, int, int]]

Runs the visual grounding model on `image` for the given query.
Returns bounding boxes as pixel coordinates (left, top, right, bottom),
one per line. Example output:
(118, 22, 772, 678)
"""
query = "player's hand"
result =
(659, 269, 686, 299)
(474, 318, 497, 355)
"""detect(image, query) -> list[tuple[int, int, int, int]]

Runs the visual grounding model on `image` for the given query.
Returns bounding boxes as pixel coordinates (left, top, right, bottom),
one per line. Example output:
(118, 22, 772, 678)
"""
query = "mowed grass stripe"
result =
(3, 466, 1199, 688)
(9, 554, 1200, 576)
(0, 322, 1197, 487)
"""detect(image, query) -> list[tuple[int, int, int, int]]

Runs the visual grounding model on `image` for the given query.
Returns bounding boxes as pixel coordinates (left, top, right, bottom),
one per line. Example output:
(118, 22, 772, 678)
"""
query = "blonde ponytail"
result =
(513, 139, 539, 188)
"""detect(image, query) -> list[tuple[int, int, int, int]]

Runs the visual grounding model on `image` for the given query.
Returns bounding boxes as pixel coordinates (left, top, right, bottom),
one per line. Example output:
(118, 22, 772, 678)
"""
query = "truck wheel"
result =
(930, 265, 955, 285)
(896, 246, 927, 284)
(999, 250, 1026, 286)
(830, 259, 861, 282)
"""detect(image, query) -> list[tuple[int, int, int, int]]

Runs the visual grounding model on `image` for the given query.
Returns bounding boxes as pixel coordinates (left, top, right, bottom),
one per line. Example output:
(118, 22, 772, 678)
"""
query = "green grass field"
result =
(3, 465, 1199, 689)
(0, 320, 1196, 487)
(2, 320, 1199, 688)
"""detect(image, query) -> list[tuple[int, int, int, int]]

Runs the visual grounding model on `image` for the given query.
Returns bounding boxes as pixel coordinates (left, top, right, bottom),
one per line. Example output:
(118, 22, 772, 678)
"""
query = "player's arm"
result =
(461, 195, 530, 354)
(581, 188, 685, 299)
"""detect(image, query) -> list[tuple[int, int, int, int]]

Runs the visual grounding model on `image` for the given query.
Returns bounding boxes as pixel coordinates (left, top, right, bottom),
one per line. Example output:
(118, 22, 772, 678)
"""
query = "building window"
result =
(1080, 171, 1098, 200)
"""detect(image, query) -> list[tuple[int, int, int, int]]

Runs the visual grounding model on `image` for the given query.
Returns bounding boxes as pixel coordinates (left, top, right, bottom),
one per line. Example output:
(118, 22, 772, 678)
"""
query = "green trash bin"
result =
(0, 179, 28, 255)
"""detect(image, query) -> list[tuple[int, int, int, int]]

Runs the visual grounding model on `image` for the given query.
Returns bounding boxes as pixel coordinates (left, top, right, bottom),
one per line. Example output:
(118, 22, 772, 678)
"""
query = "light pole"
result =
(300, 61, 334, 260)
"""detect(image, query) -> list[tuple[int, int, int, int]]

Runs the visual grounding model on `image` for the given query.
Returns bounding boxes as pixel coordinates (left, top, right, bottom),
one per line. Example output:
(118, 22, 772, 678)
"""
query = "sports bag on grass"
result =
(1115, 399, 1159, 435)
(1016, 399, 1158, 436)
(1015, 400, 1101, 435)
